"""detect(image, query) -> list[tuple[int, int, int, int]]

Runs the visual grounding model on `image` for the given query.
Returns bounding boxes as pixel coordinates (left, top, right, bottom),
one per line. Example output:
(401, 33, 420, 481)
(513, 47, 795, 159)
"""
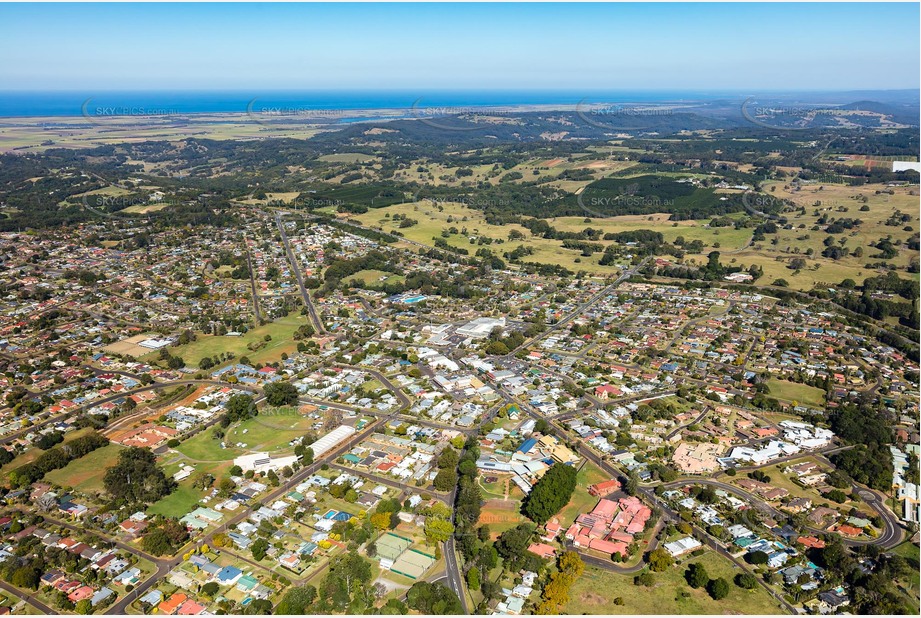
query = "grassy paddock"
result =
(765, 378, 826, 407)
(353, 202, 750, 276)
(565, 550, 785, 614)
(152, 313, 309, 368)
(44, 443, 124, 493)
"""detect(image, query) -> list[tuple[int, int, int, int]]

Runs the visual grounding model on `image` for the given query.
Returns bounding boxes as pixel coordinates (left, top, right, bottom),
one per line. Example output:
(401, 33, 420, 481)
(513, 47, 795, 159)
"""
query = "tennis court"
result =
(391, 548, 436, 580)
(376, 532, 413, 561)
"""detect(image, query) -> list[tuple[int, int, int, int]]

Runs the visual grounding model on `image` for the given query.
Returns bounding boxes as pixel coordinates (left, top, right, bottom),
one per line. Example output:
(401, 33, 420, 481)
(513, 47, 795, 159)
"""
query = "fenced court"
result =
(391, 548, 436, 580)
(376, 532, 413, 561)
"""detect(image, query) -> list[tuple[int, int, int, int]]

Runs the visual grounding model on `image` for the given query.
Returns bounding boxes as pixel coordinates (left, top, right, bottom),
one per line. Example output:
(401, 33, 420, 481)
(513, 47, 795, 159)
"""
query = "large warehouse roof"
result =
(310, 424, 357, 458)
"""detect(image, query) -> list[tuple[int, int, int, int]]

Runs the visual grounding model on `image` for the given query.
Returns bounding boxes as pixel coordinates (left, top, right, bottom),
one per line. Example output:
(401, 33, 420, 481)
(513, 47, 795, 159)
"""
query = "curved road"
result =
(661, 477, 903, 549)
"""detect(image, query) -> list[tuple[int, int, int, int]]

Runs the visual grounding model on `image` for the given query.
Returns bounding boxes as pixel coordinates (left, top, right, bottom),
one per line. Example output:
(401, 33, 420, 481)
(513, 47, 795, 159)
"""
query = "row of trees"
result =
(8, 432, 109, 488)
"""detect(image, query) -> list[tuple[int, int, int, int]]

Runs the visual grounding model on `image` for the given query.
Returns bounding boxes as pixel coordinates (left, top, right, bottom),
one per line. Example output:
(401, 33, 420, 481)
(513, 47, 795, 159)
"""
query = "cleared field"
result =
(153, 313, 310, 368)
(123, 203, 169, 214)
(743, 181, 920, 289)
(148, 458, 234, 517)
(176, 427, 243, 462)
(765, 378, 826, 407)
(565, 550, 785, 615)
(478, 497, 527, 538)
(0, 114, 330, 153)
(45, 443, 124, 494)
(345, 269, 406, 286)
(147, 483, 203, 518)
(224, 413, 317, 454)
(550, 213, 753, 249)
(104, 333, 165, 358)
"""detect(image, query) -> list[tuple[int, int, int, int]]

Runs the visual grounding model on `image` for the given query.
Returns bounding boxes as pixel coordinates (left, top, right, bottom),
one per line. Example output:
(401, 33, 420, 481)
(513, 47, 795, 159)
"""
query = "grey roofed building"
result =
(90, 587, 114, 607)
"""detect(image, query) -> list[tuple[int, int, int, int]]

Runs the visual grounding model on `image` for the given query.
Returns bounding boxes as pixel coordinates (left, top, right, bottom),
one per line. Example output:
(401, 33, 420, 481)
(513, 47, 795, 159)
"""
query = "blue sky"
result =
(0, 2, 918, 91)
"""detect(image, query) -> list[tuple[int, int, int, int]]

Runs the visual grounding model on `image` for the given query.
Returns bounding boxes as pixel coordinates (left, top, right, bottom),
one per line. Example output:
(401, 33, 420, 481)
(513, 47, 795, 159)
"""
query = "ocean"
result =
(0, 90, 727, 118)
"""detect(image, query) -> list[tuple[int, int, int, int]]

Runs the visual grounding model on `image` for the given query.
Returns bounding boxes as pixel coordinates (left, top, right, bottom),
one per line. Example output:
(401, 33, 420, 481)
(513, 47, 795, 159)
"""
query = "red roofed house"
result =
(588, 538, 628, 556)
(177, 599, 207, 615)
(542, 520, 563, 541)
(119, 519, 148, 536)
(159, 593, 188, 615)
(797, 536, 826, 549)
(594, 384, 622, 400)
(527, 543, 557, 559)
(68, 586, 95, 602)
(588, 479, 621, 497)
(833, 524, 863, 538)
(591, 498, 619, 519)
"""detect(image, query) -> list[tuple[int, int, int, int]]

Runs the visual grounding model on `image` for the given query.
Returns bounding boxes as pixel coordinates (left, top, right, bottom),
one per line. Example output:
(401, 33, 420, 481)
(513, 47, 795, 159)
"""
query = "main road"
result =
(274, 211, 326, 335)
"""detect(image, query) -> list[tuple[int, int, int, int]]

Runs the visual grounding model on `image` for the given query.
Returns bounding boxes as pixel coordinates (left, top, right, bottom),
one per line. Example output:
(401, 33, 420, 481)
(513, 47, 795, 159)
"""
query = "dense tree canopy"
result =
(141, 519, 189, 556)
(315, 551, 373, 612)
(405, 581, 463, 615)
(275, 586, 318, 614)
(264, 381, 299, 406)
(685, 562, 710, 588)
(225, 394, 258, 421)
(103, 447, 175, 505)
(522, 463, 577, 524)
